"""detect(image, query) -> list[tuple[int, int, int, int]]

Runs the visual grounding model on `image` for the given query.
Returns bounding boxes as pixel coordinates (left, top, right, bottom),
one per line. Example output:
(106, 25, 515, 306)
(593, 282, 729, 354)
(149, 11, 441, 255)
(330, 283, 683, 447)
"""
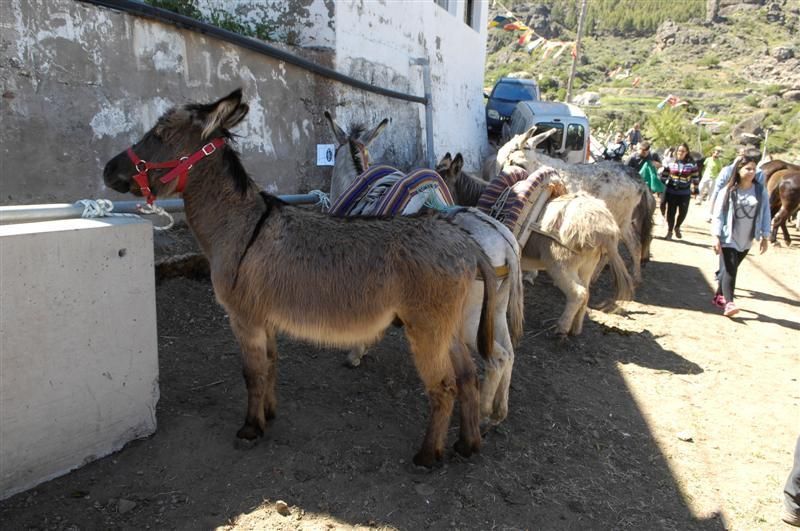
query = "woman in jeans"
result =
(662, 143, 699, 239)
(710, 153, 770, 317)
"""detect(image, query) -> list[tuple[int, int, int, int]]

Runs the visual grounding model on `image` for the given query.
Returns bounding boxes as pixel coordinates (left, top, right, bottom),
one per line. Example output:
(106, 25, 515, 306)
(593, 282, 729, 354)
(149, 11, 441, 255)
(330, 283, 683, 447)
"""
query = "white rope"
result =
(75, 199, 174, 231)
(308, 189, 331, 212)
(137, 203, 175, 231)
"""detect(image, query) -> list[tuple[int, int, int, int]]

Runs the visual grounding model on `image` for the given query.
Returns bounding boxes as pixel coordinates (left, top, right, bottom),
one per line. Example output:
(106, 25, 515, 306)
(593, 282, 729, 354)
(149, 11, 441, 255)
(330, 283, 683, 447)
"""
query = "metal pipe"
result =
(78, 0, 426, 105)
(411, 58, 435, 169)
(0, 194, 325, 225)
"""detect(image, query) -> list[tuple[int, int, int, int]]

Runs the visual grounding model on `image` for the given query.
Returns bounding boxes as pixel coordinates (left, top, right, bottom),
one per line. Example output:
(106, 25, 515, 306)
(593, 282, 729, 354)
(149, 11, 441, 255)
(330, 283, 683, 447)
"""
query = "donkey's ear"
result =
(324, 110, 348, 145)
(438, 152, 452, 166)
(362, 118, 389, 147)
(202, 89, 248, 138)
(452, 153, 464, 174)
(518, 126, 538, 150)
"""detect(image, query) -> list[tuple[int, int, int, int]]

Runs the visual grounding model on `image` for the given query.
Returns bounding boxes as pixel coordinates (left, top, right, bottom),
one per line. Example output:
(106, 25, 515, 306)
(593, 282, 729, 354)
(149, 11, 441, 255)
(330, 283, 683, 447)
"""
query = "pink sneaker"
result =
(723, 302, 739, 317)
(712, 294, 726, 309)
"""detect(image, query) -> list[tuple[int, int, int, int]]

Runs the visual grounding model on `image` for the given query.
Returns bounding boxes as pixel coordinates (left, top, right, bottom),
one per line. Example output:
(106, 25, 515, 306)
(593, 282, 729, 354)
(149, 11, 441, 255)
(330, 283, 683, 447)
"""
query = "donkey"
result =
(439, 153, 634, 337)
(323, 111, 524, 426)
(761, 159, 800, 245)
(102, 89, 498, 467)
(494, 128, 654, 284)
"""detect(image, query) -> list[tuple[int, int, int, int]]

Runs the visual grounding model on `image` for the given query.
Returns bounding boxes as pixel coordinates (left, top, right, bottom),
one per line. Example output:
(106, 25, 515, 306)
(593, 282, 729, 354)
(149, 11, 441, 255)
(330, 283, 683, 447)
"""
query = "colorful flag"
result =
(526, 37, 545, 53)
(489, 15, 511, 28)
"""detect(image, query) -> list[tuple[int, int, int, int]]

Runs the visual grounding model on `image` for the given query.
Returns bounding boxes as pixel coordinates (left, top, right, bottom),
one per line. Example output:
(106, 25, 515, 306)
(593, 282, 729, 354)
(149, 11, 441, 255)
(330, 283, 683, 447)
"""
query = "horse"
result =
(324, 111, 524, 426)
(494, 127, 654, 284)
(761, 159, 800, 245)
(439, 153, 634, 337)
(102, 89, 498, 467)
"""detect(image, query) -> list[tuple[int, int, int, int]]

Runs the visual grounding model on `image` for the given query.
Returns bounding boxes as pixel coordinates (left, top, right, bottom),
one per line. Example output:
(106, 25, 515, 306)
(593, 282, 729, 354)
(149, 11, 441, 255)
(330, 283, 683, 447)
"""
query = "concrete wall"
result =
(0, 0, 489, 205)
(333, 1, 491, 170)
(0, 217, 159, 499)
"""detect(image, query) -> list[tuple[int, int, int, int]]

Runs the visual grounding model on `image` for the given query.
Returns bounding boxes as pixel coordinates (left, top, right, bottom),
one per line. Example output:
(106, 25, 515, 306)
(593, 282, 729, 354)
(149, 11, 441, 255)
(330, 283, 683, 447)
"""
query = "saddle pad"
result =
(476, 165, 557, 240)
(371, 168, 454, 216)
(329, 165, 403, 217)
(330, 165, 454, 217)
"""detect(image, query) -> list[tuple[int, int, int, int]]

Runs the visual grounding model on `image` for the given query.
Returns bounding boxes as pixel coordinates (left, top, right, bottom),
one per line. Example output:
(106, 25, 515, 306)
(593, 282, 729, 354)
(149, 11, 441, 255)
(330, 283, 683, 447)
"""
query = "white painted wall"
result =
(0, 218, 159, 500)
(333, 0, 491, 170)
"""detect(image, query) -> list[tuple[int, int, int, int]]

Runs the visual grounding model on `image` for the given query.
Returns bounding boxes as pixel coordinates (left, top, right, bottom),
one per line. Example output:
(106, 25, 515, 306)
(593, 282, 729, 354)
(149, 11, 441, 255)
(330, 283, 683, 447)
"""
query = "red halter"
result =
(126, 138, 226, 204)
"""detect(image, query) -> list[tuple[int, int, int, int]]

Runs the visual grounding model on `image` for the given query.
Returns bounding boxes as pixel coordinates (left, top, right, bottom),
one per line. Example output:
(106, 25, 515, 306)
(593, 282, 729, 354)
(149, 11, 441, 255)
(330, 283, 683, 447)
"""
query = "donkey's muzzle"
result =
(103, 156, 132, 194)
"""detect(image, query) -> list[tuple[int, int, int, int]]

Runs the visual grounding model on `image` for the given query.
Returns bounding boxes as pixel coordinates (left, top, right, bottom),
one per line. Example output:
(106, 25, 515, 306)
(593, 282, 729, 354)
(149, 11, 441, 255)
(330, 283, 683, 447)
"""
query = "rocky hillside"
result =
(486, 0, 800, 160)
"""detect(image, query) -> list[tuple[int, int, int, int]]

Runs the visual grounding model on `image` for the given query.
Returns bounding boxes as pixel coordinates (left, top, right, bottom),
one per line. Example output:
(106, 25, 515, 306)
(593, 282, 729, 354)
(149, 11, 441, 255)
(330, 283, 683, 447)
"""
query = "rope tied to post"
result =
(75, 199, 174, 231)
(307, 190, 331, 212)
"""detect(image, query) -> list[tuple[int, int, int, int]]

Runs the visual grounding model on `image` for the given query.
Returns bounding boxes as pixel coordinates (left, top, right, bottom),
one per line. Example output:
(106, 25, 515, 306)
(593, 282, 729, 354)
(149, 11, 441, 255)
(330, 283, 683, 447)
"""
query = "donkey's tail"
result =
(476, 252, 497, 361)
(506, 243, 525, 347)
(599, 232, 635, 309)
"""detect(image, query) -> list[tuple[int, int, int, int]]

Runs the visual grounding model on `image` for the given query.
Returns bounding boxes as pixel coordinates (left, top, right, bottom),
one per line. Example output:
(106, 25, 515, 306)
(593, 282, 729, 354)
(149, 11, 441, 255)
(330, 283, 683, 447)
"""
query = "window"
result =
(492, 82, 538, 101)
(464, 0, 475, 28)
(530, 122, 564, 155)
(565, 124, 585, 151)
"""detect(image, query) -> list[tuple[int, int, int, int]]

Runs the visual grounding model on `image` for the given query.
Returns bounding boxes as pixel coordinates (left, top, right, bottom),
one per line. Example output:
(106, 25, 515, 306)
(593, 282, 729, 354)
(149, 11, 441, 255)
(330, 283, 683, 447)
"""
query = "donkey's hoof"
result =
(236, 423, 263, 440)
(453, 438, 480, 458)
(412, 449, 440, 468)
(343, 357, 361, 368)
(233, 437, 259, 450)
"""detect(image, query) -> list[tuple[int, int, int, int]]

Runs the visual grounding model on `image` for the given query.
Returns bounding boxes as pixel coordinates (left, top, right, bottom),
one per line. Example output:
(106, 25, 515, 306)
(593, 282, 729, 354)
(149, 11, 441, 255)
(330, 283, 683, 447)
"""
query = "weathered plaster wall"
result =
(333, 1, 491, 170)
(193, 0, 335, 48)
(0, 0, 338, 204)
(0, 0, 488, 205)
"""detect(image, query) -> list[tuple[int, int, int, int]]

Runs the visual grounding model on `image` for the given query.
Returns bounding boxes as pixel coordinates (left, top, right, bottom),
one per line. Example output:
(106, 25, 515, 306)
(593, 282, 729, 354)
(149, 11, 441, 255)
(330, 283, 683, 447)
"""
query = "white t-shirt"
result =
(729, 186, 758, 251)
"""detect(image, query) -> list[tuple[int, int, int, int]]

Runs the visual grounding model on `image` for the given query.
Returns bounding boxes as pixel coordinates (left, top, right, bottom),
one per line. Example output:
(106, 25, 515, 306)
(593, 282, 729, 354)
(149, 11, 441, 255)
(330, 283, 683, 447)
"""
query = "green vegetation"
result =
(487, 1, 800, 159)
(508, 0, 706, 36)
(145, 0, 282, 42)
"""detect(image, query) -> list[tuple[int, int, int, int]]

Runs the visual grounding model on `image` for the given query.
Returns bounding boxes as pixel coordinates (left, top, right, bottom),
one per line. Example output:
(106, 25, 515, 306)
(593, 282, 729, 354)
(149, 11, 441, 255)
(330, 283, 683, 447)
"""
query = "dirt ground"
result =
(1, 203, 798, 530)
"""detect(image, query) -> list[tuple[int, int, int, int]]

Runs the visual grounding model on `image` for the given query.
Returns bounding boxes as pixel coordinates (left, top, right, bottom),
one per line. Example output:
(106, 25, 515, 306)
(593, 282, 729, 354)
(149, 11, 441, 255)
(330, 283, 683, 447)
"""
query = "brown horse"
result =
(102, 89, 498, 467)
(761, 159, 800, 245)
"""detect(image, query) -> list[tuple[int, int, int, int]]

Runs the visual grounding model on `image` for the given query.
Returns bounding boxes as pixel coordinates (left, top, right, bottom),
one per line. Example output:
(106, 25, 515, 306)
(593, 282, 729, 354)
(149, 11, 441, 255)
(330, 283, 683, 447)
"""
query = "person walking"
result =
(662, 143, 699, 239)
(628, 141, 664, 203)
(698, 145, 723, 206)
(603, 132, 627, 161)
(710, 152, 770, 317)
(626, 122, 643, 150)
(783, 435, 800, 527)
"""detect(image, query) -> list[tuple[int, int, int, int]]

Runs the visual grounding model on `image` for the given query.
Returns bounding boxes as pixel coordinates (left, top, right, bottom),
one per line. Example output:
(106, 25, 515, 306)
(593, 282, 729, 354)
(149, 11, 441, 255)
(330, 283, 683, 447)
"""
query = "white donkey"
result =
(494, 128, 654, 284)
(324, 111, 525, 426)
(439, 153, 634, 337)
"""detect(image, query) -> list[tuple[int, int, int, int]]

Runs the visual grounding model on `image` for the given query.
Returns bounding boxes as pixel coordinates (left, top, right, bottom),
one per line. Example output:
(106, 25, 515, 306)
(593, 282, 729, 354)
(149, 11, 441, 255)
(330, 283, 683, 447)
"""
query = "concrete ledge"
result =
(0, 218, 159, 499)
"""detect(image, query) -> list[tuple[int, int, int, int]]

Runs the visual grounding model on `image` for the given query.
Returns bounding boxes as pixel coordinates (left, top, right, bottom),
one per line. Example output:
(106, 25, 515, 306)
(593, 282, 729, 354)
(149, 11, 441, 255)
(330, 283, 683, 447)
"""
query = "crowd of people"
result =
(601, 127, 771, 319)
(603, 126, 797, 527)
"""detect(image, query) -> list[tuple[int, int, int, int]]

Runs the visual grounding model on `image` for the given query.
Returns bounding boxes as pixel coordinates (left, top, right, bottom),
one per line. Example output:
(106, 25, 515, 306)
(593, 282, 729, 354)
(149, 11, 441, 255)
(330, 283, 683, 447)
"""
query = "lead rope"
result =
(76, 199, 174, 231)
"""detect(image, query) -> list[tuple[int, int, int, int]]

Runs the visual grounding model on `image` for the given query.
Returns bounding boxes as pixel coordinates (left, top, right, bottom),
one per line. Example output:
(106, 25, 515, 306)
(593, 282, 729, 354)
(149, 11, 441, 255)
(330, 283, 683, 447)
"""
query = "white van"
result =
(504, 101, 591, 164)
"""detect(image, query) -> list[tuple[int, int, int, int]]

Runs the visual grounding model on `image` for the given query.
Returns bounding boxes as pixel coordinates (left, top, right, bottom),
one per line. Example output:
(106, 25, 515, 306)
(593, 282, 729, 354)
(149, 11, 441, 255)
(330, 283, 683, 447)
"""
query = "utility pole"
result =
(565, 0, 588, 103)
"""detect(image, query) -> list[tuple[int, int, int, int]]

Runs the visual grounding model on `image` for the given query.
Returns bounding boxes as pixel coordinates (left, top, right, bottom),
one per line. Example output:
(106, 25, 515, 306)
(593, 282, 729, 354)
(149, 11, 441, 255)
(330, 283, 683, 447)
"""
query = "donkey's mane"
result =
(456, 171, 489, 206)
(222, 144, 254, 196)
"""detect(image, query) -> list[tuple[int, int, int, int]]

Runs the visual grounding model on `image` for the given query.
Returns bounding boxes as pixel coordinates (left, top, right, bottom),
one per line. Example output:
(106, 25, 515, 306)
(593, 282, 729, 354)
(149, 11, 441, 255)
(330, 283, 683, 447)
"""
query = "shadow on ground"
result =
(0, 270, 726, 530)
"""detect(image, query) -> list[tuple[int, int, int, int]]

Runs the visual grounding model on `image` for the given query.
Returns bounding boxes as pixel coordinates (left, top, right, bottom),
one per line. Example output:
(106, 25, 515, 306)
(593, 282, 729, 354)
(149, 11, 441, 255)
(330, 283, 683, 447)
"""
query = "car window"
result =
(531, 122, 563, 154)
(565, 123, 585, 151)
(509, 108, 527, 135)
(493, 82, 537, 101)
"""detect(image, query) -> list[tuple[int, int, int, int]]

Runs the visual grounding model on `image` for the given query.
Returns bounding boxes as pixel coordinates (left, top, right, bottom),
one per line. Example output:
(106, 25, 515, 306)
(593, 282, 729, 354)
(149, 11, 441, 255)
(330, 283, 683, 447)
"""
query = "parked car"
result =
(485, 77, 540, 137)
(505, 101, 590, 164)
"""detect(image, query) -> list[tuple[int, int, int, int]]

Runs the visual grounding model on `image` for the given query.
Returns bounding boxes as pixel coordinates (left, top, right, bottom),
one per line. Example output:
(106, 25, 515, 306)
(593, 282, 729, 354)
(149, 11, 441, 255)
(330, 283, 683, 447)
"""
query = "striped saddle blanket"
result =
(329, 165, 454, 217)
(476, 165, 558, 245)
